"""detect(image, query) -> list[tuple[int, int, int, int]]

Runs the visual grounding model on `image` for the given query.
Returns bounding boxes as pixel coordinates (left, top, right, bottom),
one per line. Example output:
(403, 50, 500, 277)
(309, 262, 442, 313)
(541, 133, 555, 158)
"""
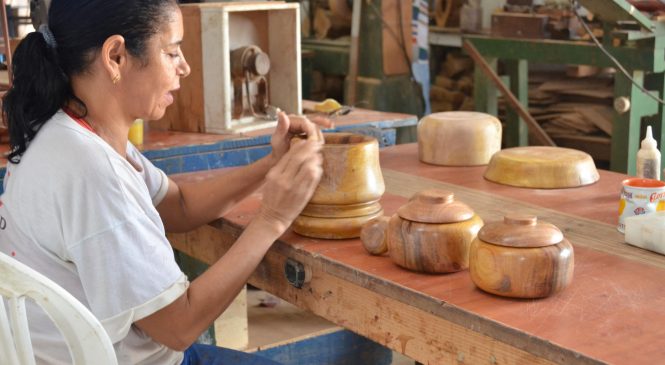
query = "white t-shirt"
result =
(0, 110, 189, 365)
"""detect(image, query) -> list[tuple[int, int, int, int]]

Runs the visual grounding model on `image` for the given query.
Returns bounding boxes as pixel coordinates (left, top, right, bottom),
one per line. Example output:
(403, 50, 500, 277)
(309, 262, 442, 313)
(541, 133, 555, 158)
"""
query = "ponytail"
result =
(3, 31, 70, 163)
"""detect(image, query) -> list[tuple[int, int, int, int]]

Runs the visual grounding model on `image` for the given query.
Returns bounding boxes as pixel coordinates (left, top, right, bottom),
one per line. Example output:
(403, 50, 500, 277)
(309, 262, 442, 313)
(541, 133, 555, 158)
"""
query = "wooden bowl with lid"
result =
(385, 189, 483, 273)
(484, 146, 599, 189)
(469, 214, 574, 298)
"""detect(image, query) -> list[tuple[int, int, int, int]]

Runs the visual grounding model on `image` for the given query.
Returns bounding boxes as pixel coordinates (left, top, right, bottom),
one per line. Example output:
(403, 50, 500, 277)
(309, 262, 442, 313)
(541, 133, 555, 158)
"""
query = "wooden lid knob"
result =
(415, 190, 454, 205)
(397, 189, 474, 223)
(504, 215, 537, 226)
(478, 214, 564, 248)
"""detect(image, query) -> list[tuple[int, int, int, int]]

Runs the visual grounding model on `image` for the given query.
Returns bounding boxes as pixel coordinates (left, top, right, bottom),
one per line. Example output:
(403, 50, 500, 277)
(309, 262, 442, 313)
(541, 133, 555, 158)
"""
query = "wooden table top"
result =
(171, 143, 665, 364)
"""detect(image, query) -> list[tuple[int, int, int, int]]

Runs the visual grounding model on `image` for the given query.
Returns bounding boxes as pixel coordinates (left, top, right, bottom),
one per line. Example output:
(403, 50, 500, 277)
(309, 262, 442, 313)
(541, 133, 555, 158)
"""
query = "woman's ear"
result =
(100, 35, 127, 83)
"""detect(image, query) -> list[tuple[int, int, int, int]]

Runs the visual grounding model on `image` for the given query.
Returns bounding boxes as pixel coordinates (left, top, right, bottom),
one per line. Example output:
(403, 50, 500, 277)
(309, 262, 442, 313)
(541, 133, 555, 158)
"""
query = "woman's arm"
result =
(156, 112, 330, 233)
(156, 155, 274, 233)
(136, 139, 324, 351)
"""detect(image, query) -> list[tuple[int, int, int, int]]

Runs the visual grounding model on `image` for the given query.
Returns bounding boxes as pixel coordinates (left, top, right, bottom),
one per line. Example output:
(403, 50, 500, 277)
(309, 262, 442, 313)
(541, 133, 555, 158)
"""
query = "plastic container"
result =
(637, 126, 660, 180)
(128, 119, 144, 146)
(625, 211, 665, 256)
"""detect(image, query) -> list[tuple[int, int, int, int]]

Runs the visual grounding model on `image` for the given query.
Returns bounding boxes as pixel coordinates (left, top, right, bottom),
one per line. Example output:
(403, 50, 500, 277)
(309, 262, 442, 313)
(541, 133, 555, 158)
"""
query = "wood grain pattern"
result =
(308, 133, 384, 205)
(169, 224, 561, 365)
(484, 146, 600, 189)
(396, 189, 474, 223)
(293, 133, 385, 239)
(469, 238, 574, 298)
(360, 216, 390, 255)
(387, 213, 483, 273)
(168, 143, 665, 364)
(418, 111, 502, 166)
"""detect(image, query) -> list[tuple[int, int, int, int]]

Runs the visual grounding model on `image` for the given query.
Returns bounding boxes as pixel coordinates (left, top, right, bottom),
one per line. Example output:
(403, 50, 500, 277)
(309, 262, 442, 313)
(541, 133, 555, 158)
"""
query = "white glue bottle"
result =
(637, 125, 661, 180)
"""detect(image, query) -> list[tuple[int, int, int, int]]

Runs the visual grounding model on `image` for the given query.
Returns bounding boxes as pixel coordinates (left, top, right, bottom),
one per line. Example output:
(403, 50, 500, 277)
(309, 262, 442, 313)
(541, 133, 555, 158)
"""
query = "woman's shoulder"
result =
(29, 111, 119, 167)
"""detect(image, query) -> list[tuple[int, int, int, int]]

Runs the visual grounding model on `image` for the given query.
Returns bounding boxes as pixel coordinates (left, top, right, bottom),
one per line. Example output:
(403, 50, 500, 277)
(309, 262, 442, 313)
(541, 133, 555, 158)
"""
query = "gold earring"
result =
(112, 74, 121, 84)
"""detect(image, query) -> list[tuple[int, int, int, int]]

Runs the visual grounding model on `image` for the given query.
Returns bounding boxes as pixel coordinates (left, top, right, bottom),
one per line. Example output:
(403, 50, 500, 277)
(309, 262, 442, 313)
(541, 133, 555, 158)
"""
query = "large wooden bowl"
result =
(418, 111, 502, 166)
(483, 146, 599, 189)
(469, 215, 574, 298)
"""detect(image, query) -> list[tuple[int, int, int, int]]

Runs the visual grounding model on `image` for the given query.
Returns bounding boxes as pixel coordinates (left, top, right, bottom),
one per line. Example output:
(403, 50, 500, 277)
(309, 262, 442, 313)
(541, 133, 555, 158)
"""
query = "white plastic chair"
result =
(0, 251, 117, 365)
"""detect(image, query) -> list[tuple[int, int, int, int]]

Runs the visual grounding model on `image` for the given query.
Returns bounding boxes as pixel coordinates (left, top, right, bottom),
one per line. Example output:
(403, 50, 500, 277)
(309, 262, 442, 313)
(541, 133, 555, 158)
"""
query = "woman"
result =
(0, 0, 327, 364)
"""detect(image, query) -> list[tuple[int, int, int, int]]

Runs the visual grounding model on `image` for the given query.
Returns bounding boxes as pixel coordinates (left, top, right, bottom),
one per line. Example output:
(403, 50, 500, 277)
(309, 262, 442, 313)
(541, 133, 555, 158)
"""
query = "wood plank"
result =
(575, 105, 613, 136)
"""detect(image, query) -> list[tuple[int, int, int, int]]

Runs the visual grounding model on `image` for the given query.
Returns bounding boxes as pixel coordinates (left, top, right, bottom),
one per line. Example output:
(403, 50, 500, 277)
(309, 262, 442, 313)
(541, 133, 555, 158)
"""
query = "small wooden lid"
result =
(478, 214, 563, 248)
(397, 189, 474, 223)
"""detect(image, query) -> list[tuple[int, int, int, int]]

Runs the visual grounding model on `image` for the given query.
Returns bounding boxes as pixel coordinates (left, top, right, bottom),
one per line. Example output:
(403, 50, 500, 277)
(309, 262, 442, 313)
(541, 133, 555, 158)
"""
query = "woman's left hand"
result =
(270, 112, 332, 163)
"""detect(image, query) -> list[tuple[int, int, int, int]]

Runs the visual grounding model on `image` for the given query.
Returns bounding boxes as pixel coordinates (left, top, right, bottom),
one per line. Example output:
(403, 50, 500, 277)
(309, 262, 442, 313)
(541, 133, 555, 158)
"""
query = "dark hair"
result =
(2, 0, 178, 163)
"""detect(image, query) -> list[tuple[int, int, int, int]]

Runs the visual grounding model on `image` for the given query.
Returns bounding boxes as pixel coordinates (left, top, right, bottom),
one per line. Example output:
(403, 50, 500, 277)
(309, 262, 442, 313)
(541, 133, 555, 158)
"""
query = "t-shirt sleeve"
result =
(66, 213, 188, 342)
(126, 142, 169, 206)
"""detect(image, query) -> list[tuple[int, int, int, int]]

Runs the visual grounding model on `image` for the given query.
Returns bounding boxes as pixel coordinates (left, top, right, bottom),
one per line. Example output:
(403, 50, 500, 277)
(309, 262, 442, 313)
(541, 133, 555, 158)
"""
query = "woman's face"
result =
(121, 6, 190, 122)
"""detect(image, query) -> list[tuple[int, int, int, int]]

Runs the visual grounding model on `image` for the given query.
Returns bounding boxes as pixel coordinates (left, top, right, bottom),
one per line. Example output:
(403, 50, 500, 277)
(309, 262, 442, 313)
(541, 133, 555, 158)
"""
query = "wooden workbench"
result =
(171, 142, 665, 365)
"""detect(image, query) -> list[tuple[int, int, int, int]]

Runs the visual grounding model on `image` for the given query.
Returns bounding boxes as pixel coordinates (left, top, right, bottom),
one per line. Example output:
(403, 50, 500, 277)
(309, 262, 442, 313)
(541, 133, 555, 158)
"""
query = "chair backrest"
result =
(0, 251, 117, 365)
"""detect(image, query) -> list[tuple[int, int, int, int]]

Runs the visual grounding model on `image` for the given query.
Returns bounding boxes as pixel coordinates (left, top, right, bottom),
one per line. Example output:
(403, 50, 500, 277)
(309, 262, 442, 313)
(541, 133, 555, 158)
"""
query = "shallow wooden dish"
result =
(484, 146, 599, 189)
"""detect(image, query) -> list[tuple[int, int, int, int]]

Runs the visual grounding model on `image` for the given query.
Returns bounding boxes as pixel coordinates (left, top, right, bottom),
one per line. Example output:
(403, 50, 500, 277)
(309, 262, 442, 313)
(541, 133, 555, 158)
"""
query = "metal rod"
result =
(463, 39, 555, 147)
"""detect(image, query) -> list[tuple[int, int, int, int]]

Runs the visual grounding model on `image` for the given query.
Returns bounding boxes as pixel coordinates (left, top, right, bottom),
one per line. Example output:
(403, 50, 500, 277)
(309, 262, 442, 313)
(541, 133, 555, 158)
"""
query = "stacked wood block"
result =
(431, 52, 474, 112)
(499, 70, 614, 162)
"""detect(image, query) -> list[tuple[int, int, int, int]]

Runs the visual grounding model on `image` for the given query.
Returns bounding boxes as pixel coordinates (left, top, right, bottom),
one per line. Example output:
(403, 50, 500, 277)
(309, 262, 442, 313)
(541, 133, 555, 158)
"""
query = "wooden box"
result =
(491, 12, 549, 39)
(159, 2, 301, 133)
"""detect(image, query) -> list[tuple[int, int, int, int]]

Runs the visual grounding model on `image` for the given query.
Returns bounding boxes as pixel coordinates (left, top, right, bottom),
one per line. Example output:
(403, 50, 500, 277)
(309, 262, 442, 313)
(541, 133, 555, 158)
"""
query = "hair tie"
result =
(38, 24, 57, 49)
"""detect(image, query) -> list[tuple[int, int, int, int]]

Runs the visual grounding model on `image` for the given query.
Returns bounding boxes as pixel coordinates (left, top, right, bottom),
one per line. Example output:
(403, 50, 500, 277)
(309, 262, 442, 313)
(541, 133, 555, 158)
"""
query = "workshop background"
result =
(2, 0, 665, 364)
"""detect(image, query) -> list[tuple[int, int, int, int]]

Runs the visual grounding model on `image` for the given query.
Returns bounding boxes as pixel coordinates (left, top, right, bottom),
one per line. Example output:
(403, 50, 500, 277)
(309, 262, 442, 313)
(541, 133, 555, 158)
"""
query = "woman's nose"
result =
(178, 54, 191, 78)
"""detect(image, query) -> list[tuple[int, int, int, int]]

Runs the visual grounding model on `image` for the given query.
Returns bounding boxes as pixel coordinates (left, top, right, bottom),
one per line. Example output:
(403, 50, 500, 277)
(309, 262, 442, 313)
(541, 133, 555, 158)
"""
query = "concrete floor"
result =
(247, 289, 415, 365)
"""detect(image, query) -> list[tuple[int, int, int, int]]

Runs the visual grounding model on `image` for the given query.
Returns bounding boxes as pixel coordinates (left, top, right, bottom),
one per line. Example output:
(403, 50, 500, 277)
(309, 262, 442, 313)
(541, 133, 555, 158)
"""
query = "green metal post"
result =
(612, 71, 649, 174)
(473, 57, 498, 117)
(505, 59, 529, 147)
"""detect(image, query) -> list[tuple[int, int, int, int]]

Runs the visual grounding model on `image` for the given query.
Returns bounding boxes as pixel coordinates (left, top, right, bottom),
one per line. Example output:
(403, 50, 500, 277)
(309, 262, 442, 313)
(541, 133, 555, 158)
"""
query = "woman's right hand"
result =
(257, 138, 323, 234)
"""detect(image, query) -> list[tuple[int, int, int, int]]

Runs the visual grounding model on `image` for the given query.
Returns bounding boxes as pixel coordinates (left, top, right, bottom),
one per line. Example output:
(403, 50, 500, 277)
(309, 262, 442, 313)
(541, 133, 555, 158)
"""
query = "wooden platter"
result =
(483, 146, 600, 189)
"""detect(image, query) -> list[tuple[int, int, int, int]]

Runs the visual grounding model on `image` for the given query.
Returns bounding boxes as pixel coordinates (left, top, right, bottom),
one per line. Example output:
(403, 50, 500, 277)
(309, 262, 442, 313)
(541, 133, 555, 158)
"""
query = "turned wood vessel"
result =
(293, 133, 385, 239)
(418, 111, 502, 166)
(469, 215, 574, 298)
(386, 190, 483, 273)
(484, 146, 599, 188)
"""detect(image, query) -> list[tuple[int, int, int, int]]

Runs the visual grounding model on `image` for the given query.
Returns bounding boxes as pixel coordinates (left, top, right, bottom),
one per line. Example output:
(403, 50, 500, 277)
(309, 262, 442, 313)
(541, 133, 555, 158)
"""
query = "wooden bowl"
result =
(484, 146, 599, 189)
(418, 111, 502, 166)
(308, 133, 385, 206)
(386, 190, 483, 273)
(292, 133, 385, 239)
(469, 215, 574, 298)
